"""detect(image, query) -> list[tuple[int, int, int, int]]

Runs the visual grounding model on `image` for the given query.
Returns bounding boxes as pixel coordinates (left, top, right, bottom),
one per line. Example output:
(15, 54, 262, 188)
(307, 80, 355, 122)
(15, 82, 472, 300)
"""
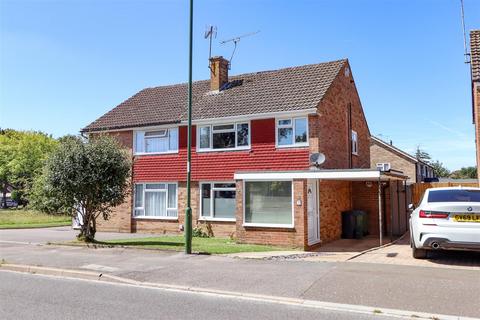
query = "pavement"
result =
(0, 226, 160, 245)
(1, 227, 480, 318)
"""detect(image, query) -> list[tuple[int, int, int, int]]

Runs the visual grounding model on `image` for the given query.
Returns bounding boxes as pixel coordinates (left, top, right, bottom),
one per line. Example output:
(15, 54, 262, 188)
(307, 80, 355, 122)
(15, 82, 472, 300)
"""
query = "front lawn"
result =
(0, 209, 71, 229)
(100, 236, 295, 254)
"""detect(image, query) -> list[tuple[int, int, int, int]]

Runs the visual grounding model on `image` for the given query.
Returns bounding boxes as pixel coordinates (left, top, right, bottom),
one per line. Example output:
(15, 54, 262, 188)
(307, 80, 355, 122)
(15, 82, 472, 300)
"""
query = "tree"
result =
(0, 129, 57, 208)
(430, 160, 450, 178)
(43, 135, 131, 241)
(415, 146, 431, 164)
(450, 166, 477, 179)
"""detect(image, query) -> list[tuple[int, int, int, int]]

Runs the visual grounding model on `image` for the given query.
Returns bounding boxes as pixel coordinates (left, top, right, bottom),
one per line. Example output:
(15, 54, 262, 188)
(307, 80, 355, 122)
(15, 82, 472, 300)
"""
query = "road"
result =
(0, 271, 381, 320)
(1, 227, 479, 318)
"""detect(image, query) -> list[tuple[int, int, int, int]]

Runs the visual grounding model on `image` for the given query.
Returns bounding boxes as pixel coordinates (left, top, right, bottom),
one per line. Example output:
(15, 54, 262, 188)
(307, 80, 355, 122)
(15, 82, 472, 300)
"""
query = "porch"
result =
(234, 168, 408, 250)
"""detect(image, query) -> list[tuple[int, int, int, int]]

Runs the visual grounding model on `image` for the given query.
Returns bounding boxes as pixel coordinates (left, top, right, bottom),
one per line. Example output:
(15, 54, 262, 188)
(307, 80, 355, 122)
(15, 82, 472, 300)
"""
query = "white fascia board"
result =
(234, 170, 382, 181)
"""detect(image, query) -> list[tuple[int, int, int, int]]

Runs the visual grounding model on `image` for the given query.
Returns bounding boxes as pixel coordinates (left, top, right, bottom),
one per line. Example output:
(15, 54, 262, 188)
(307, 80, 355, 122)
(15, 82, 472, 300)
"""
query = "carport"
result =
(235, 168, 408, 247)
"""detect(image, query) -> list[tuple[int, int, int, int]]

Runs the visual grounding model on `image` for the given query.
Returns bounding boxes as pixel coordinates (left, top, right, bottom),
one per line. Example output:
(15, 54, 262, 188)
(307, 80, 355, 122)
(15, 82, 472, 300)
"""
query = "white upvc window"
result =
(134, 183, 178, 219)
(376, 163, 391, 172)
(200, 182, 236, 221)
(351, 130, 358, 155)
(243, 180, 294, 228)
(197, 122, 250, 151)
(276, 117, 308, 147)
(134, 127, 178, 155)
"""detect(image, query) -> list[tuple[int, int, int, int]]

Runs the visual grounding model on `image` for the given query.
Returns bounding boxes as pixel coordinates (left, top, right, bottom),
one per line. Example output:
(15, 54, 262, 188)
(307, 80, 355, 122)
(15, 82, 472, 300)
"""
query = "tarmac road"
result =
(0, 271, 384, 320)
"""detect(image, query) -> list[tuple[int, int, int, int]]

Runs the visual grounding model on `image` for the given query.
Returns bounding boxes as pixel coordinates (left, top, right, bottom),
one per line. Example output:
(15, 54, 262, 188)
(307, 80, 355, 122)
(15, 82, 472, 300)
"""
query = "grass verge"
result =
(0, 209, 71, 229)
(63, 236, 296, 255)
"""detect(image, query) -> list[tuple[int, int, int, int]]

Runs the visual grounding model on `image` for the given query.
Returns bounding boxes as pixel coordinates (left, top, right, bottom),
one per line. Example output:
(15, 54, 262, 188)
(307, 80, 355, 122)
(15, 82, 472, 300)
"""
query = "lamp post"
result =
(185, 0, 193, 254)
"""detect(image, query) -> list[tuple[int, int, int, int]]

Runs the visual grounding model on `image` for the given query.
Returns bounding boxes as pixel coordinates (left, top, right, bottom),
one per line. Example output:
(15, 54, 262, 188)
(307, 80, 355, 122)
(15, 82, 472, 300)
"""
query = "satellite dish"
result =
(310, 153, 326, 167)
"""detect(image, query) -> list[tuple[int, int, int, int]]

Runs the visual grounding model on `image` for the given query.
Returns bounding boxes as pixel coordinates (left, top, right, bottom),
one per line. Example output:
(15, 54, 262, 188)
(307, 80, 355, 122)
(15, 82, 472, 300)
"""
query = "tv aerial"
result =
(220, 30, 260, 68)
(204, 25, 217, 64)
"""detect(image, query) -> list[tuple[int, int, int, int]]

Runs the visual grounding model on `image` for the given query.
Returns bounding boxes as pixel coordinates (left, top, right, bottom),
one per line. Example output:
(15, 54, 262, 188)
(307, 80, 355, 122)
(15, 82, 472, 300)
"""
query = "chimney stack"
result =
(209, 56, 229, 91)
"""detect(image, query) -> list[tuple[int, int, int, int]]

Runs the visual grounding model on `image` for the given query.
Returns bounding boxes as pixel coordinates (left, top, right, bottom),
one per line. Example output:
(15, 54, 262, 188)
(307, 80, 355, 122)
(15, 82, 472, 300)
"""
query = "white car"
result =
(409, 187, 480, 259)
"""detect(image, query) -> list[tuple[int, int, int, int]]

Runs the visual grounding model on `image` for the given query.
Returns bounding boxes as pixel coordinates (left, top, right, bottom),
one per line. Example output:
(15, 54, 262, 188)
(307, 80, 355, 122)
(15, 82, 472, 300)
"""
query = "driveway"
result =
(350, 234, 480, 270)
(0, 226, 162, 245)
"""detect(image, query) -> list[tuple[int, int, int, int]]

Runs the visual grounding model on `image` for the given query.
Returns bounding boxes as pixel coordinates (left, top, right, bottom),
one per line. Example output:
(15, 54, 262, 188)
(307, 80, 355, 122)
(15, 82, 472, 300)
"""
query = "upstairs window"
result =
(135, 128, 178, 154)
(351, 130, 358, 155)
(276, 117, 308, 147)
(376, 163, 391, 171)
(198, 122, 250, 151)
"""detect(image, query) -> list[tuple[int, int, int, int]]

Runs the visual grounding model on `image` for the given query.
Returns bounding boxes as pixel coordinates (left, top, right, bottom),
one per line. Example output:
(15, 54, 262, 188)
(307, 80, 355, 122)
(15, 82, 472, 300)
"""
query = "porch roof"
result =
(234, 168, 408, 181)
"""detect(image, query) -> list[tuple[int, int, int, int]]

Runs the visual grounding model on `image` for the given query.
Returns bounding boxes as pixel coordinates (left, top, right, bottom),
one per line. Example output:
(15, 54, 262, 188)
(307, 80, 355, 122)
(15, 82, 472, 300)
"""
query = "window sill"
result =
(199, 218, 236, 222)
(352, 152, 358, 156)
(133, 216, 178, 221)
(242, 223, 294, 229)
(134, 151, 179, 156)
(196, 147, 250, 153)
(276, 144, 309, 149)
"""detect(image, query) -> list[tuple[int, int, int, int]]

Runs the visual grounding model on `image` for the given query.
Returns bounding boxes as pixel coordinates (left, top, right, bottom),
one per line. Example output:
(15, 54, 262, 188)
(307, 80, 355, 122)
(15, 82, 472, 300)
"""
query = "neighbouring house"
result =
(370, 136, 435, 184)
(470, 30, 480, 185)
(82, 57, 408, 249)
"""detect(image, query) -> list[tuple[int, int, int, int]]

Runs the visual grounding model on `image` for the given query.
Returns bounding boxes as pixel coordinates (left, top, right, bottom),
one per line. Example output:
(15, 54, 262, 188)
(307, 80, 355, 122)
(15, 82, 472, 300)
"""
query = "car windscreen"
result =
(428, 189, 480, 202)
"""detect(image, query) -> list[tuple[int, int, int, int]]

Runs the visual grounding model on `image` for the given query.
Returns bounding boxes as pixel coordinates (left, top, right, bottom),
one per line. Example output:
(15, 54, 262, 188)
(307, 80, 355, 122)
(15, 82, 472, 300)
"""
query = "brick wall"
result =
(314, 62, 370, 169)
(319, 180, 352, 243)
(96, 130, 133, 233)
(235, 179, 307, 249)
(352, 181, 391, 236)
(370, 142, 417, 183)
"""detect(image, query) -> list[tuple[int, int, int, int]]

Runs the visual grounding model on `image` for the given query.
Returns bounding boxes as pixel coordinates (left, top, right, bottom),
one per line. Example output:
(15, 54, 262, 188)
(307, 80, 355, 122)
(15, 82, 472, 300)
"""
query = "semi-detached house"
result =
(82, 57, 405, 250)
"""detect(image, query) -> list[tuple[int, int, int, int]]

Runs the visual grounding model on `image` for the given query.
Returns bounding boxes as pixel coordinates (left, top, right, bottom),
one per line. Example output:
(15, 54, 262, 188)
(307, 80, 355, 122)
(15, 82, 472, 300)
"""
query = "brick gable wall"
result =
(314, 62, 370, 169)
(370, 142, 417, 183)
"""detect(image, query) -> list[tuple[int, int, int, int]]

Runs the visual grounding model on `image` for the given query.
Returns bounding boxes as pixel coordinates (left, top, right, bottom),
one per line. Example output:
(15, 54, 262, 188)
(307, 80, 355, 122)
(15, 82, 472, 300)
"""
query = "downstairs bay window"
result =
(134, 183, 178, 218)
(244, 180, 293, 227)
(200, 183, 236, 220)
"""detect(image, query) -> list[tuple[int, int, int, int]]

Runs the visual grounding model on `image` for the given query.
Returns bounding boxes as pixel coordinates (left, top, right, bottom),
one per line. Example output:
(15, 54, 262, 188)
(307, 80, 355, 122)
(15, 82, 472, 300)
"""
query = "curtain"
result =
(145, 191, 166, 216)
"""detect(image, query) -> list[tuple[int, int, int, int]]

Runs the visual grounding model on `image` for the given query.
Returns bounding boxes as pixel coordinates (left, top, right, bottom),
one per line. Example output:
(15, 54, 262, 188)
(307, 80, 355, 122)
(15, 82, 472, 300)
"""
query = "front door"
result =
(307, 180, 320, 245)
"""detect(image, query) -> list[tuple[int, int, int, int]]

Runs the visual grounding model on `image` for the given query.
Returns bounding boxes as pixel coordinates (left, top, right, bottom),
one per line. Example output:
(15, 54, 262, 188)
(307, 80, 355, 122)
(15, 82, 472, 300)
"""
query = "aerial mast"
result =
(220, 30, 260, 68)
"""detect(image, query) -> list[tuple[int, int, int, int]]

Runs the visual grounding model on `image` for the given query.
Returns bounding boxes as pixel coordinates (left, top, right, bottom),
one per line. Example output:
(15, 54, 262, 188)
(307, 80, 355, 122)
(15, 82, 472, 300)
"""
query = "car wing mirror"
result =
(408, 203, 415, 211)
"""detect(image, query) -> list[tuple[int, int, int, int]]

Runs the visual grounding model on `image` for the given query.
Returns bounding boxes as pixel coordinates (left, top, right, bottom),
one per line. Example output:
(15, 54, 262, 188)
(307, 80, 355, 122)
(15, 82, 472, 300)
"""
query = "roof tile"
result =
(82, 59, 346, 132)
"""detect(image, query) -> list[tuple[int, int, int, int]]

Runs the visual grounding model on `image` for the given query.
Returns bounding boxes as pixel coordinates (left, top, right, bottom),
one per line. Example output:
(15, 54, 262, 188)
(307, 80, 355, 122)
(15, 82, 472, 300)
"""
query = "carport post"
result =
(378, 177, 383, 246)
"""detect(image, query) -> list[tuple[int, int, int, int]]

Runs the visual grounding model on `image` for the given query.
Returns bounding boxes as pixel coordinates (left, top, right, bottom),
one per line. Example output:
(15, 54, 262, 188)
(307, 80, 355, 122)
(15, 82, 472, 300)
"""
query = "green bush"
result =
(192, 226, 210, 238)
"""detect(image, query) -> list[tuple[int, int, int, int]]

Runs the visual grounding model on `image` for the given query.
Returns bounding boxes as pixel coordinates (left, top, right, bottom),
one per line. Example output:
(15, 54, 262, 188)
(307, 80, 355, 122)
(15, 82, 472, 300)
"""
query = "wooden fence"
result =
(410, 182, 478, 205)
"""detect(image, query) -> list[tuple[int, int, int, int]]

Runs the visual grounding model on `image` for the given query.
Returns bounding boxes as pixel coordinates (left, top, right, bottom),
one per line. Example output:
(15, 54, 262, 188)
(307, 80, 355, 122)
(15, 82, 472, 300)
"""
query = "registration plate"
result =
(453, 214, 480, 222)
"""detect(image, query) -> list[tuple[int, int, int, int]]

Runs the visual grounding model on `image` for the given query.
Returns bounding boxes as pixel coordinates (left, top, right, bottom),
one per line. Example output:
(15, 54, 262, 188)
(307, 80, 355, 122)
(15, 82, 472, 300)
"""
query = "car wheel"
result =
(412, 242, 428, 259)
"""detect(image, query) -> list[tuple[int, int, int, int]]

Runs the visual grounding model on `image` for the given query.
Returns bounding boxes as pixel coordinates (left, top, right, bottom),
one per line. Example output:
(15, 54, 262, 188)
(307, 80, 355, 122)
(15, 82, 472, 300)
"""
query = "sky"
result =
(1, 0, 479, 171)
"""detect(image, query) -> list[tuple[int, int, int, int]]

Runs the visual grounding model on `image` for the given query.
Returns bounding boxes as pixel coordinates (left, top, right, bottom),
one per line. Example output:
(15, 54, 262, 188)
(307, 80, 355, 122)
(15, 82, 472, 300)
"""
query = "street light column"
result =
(185, 0, 193, 254)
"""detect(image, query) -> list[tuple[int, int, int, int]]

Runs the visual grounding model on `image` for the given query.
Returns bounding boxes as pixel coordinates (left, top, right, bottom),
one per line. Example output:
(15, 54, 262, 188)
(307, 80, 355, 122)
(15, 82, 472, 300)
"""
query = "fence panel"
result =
(410, 182, 478, 205)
